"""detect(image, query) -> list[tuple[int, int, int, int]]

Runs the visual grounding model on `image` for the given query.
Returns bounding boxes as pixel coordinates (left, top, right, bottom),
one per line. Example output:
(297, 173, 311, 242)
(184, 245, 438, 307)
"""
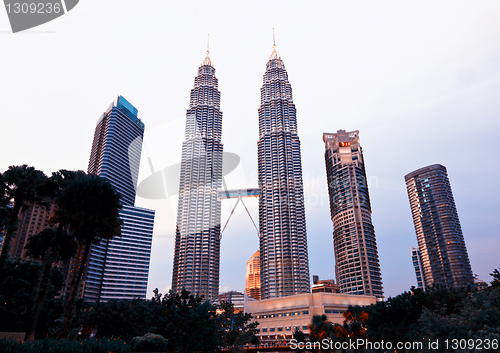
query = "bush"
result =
(0, 337, 130, 353)
(131, 333, 168, 352)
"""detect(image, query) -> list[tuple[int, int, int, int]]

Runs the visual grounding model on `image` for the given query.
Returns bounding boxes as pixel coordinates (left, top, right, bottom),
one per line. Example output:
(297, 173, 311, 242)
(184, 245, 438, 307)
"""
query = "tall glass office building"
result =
(410, 246, 425, 290)
(257, 45, 310, 299)
(171, 52, 223, 302)
(82, 96, 155, 301)
(405, 164, 473, 290)
(323, 130, 384, 298)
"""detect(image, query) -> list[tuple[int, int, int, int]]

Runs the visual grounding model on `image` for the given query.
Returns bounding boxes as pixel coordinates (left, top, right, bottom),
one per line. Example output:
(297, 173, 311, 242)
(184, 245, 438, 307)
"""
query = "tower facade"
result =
(257, 46, 310, 299)
(171, 52, 223, 302)
(9, 201, 55, 259)
(410, 246, 425, 290)
(323, 130, 383, 298)
(88, 96, 144, 207)
(245, 250, 261, 300)
(83, 95, 155, 301)
(405, 164, 473, 290)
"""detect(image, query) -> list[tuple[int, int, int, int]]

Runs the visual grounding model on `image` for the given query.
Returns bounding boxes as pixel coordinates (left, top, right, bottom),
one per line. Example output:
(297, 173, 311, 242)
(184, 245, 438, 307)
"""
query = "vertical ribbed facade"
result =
(405, 164, 473, 290)
(257, 47, 310, 299)
(323, 130, 384, 298)
(83, 96, 155, 302)
(171, 53, 223, 302)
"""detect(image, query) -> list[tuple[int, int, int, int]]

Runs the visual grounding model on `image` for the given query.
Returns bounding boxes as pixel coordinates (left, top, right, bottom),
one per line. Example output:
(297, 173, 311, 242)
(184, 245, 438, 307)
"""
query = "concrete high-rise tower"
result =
(257, 44, 310, 299)
(83, 95, 155, 302)
(405, 164, 473, 290)
(323, 130, 384, 298)
(171, 51, 223, 302)
(245, 250, 261, 300)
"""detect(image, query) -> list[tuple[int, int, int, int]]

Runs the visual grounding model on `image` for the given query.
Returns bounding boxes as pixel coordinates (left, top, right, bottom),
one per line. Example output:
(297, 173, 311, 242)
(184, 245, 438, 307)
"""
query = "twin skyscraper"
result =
(170, 43, 384, 301)
(171, 44, 312, 301)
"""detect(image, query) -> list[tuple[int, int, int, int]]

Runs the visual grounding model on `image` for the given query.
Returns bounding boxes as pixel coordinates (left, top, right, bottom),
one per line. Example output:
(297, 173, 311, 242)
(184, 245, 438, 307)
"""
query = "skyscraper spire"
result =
(203, 34, 212, 66)
(270, 28, 280, 60)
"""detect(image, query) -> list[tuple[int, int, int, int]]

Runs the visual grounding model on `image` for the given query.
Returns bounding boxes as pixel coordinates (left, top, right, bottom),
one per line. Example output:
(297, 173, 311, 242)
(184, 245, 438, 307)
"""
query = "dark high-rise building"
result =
(8, 201, 55, 259)
(82, 95, 155, 302)
(410, 246, 425, 290)
(88, 96, 144, 207)
(171, 51, 223, 302)
(257, 44, 310, 299)
(323, 130, 384, 298)
(405, 164, 473, 290)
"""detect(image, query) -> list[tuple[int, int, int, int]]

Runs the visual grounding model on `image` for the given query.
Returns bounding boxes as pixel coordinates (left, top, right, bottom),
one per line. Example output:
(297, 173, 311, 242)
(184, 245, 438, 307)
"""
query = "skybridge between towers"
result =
(218, 188, 261, 238)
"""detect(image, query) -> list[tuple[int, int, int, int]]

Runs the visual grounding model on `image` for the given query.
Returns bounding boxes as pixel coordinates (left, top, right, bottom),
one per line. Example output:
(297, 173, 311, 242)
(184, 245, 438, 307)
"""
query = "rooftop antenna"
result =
(203, 34, 212, 65)
(272, 28, 276, 48)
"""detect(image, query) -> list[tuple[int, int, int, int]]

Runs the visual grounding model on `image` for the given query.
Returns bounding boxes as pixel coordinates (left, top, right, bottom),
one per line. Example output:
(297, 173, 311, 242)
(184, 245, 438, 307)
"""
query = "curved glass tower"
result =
(171, 51, 223, 302)
(405, 164, 473, 290)
(323, 130, 384, 298)
(84, 96, 155, 302)
(257, 45, 310, 299)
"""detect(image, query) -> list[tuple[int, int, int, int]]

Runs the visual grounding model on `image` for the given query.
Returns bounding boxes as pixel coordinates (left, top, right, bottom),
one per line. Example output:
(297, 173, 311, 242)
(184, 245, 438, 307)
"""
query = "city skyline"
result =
(1, 1, 499, 299)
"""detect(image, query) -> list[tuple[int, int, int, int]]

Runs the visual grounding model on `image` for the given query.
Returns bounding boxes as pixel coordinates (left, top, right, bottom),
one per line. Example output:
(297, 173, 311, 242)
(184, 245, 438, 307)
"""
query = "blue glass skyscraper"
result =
(82, 96, 155, 301)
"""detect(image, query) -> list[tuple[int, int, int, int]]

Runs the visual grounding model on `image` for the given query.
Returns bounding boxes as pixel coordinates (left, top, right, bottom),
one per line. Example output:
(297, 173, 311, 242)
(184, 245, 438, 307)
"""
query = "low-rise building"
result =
(245, 292, 377, 343)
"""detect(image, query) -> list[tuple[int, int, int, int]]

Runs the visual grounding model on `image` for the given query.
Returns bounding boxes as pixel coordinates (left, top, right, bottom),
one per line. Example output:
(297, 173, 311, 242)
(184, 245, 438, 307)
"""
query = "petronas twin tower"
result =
(172, 44, 310, 301)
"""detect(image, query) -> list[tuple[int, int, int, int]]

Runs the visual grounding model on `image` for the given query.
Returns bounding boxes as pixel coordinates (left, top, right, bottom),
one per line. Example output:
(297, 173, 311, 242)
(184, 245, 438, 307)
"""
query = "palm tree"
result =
(342, 305, 368, 339)
(0, 165, 48, 269)
(24, 228, 77, 340)
(0, 173, 11, 234)
(53, 174, 122, 337)
(308, 314, 333, 343)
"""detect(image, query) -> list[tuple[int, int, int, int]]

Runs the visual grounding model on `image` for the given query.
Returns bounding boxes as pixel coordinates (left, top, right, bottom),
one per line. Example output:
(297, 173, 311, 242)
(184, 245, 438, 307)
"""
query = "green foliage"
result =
(54, 173, 122, 337)
(131, 333, 168, 352)
(217, 301, 259, 352)
(361, 284, 500, 351)
(24, 229, 77, 263)
(363, 286, 468, 344)
(0, 338, 130, 353)
(76, 299, 156, 341)
(155, 289, 221, 352)
(412, 286, 500, 350)
(308, 314, 333, 342)
(293, 328, 305, 342)
(0, 257, 63, 334)
(0, 165, 48, 268)
(490, 269, 500, 288)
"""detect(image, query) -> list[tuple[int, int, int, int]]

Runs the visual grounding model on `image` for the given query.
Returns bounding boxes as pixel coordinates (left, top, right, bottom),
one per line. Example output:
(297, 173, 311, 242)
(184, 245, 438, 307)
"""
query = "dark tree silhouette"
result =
(0, 165, 48, 268)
